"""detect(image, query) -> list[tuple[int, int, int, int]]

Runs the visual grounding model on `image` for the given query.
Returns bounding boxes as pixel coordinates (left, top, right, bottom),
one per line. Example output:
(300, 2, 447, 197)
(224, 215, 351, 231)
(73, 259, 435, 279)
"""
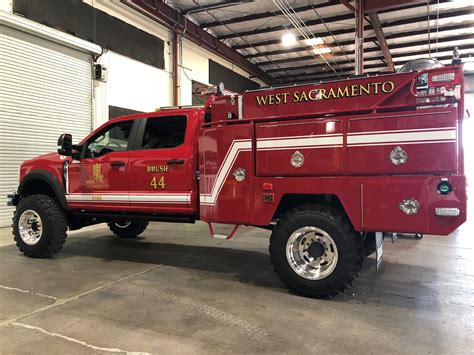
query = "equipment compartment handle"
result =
(167, 159, 184, 165)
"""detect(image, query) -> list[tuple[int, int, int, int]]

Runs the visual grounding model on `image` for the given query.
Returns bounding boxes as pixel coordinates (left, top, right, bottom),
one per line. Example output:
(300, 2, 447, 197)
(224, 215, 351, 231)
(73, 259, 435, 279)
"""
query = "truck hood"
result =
(24, 152, 63, 164)
(19, 152, 66, 182)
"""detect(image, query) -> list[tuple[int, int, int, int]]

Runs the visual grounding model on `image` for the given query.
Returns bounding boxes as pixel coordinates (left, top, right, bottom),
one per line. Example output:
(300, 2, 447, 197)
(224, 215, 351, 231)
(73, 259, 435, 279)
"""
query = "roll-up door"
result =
(0, 25, 94, 227)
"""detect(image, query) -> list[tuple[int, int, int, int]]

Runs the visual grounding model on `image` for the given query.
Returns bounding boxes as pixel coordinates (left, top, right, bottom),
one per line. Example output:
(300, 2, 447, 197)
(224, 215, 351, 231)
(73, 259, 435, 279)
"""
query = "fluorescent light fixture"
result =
(305, 37, 324, 46)
(313, 47, 332, 55)
(282, 32, 297, 47)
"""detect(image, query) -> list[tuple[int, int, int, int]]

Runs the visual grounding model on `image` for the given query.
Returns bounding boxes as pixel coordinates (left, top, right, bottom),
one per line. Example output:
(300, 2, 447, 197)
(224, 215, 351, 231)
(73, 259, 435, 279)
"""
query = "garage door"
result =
(0, 26, 93, 227)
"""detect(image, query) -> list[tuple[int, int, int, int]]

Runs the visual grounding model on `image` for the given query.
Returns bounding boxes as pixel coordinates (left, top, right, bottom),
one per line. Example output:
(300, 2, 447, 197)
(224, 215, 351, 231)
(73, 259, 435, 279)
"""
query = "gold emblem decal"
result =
(85, 164, 109, 189)
(92, 164, 104, 183)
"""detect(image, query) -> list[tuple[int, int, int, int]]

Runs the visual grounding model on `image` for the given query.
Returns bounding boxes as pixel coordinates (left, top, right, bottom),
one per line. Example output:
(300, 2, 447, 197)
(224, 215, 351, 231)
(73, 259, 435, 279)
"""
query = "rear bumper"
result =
(6, 192, 19, 207)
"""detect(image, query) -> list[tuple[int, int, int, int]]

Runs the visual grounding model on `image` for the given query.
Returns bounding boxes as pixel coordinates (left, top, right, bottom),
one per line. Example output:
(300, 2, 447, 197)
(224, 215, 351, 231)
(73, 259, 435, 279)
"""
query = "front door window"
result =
(84, 121, 133, 158)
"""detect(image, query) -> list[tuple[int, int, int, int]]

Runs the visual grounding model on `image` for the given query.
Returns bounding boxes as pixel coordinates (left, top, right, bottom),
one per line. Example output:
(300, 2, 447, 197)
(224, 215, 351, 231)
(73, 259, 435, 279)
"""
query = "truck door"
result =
(66, 119, 136, 211)
(127, 113, 200, 215)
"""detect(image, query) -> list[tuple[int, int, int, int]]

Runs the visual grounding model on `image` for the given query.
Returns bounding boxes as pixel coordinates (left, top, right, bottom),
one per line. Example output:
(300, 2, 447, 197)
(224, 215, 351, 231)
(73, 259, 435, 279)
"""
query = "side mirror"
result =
(57, 134, 73, 156)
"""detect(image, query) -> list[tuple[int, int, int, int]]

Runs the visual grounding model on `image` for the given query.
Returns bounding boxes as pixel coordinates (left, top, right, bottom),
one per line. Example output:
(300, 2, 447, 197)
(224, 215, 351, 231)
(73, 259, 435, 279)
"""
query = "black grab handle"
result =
(167, 159, 184, 165)
(110, 161, 126, 167)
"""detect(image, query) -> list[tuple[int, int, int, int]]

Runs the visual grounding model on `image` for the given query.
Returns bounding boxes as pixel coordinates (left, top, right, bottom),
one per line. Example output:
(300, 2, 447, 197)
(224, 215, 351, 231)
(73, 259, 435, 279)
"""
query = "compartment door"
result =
(256, 119, 344, 176)
(347, 108, 458, 174)
(199, 124, 254, 224)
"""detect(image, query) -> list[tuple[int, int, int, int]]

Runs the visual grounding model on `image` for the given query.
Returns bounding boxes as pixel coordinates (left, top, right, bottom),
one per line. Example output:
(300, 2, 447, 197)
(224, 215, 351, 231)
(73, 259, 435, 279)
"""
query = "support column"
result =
(172, 31, 179, 106)
(355, 0, 364, 75)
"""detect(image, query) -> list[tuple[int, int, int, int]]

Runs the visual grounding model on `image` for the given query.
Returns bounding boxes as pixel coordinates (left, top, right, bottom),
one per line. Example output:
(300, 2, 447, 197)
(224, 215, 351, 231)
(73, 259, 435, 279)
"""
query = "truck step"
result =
(207, 223, 240, 240)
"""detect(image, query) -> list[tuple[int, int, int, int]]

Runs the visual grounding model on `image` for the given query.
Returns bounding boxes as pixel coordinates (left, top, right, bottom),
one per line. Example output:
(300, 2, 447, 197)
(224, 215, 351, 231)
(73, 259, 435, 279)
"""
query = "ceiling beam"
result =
(182, 1, 248, 15)
(277, 63, 387, 82)
(276, 53, 461, 82)
(368, 12, 394, 72)
(339, 0, 355, 12)
(365, 0, 426, 13)
(268, 43, 474, 75)
(268, 56, 385, 75)
(278, 68, 397, 84)
(245, 22, 471, 59)
(220, 0, 462, 40)
(255, 33, 474, 67)
(231, 2, 461, 50)
(270, 44, 474, 83)
(200, 0, 338, 28)
(218, 12, 355, 40)
(124, 0, 272, 83)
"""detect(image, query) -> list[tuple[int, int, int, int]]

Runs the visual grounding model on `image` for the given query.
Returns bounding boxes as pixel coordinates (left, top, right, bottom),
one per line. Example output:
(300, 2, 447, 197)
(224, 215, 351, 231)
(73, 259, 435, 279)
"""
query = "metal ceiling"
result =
(131, 0, 474, 84)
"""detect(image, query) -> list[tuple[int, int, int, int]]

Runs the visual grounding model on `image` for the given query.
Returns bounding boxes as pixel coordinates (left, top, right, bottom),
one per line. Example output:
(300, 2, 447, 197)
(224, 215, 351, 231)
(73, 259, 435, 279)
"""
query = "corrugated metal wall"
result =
(0, 26, 93, 227)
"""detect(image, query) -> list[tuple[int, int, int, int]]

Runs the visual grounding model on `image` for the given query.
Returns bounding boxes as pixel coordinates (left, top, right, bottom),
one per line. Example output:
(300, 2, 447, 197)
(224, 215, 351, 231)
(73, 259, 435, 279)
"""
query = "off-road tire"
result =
(269, 204, 364, 298)
(12, 194, 67, 258)
(107, 221, 148, 238)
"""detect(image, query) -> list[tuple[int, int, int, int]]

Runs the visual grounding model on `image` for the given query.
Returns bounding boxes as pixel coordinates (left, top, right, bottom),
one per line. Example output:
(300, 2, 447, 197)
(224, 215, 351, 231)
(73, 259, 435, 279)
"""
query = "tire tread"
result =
(269, 204, 364, 298)
(107, 221, 149, 238)
(12, 195, 67, 258)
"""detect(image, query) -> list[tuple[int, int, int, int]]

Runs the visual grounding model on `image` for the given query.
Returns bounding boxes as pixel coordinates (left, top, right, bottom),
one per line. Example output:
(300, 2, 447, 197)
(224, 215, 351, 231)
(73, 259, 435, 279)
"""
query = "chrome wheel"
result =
(286, 226, 338, 280)
(114, 221, 132, 229)
(18, 210, 43, 246)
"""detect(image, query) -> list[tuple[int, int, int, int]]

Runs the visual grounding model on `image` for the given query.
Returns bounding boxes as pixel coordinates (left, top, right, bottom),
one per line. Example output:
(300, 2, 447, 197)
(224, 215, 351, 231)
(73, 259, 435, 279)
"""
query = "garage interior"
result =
(1, 0, 474, 353)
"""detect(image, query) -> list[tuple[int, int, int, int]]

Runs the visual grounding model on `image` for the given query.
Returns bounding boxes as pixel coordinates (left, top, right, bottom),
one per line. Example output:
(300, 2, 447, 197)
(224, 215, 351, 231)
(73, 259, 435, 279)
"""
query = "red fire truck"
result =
(7, 62, 467, 298)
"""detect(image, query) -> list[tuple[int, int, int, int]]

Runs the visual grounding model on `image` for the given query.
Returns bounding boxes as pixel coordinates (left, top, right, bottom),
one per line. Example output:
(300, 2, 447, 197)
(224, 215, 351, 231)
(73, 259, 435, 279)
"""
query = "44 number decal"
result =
(150, 176, 166, 189)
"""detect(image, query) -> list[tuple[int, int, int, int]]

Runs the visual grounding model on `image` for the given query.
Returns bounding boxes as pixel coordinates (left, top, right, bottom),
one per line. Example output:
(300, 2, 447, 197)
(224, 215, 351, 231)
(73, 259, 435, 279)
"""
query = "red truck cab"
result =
(64, 109, 202, 217)
(8, 62, 467, 298)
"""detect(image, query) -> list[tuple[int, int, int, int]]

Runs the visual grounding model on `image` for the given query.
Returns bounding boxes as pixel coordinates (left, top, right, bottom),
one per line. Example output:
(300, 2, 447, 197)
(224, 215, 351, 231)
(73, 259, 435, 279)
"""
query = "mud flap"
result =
(375, 232, 384, 272)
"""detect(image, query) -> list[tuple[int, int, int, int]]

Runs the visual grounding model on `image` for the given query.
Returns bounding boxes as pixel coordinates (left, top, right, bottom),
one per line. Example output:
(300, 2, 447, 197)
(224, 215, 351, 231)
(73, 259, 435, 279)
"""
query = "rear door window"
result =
(140, 116, 187, 150)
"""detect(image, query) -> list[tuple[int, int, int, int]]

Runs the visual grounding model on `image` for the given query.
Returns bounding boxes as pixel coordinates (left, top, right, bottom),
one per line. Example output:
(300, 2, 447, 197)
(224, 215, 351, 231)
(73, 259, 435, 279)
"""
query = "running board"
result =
(72, 211, 196, 224)
(207, 223, 240, 240)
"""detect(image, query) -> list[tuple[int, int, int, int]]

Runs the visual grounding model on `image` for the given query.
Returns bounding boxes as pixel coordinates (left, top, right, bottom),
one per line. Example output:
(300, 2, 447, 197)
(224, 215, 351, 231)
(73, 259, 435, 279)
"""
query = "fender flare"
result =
(18, 170, 69, 210)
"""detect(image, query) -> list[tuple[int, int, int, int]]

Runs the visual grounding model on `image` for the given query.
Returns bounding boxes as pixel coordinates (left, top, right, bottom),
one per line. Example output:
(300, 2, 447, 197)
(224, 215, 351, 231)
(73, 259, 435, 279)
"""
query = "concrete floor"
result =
(0, 212, 473, 354)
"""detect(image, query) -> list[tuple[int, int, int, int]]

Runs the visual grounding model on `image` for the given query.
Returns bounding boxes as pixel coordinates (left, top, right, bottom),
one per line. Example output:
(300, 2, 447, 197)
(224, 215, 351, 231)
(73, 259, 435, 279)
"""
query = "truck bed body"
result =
(198, 66, 466, 235)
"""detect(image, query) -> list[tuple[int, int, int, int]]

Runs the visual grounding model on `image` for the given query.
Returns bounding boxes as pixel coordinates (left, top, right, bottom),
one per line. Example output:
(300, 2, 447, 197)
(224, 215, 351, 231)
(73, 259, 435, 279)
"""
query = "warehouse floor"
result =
(0, 210, 473, 354)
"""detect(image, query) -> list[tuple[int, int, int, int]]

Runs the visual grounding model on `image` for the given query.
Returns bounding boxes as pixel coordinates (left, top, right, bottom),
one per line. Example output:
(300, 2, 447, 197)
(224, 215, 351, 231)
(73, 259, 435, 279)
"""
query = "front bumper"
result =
(6, 192, 19, 206)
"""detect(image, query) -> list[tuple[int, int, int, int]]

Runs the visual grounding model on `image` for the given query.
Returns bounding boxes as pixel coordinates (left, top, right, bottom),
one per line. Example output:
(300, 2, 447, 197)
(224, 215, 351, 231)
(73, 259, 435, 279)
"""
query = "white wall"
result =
(179, 38, 266, 105)
(93, 51, 172, 127)
(6, 0, 263, 128)
(180, 39, 211, 105)
(0, 0, 12, 13)
(83, 0, 263, 116)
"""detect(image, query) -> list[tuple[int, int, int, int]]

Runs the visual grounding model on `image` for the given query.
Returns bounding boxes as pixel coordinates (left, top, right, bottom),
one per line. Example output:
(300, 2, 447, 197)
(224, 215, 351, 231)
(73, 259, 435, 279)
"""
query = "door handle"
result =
(167, 159, 184, 165)
(110, 161, 126, 167)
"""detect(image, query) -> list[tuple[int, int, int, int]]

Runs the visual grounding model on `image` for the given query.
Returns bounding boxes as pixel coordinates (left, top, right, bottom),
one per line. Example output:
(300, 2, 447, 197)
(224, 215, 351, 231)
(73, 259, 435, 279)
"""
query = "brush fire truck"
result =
(7, 60, 467, 298)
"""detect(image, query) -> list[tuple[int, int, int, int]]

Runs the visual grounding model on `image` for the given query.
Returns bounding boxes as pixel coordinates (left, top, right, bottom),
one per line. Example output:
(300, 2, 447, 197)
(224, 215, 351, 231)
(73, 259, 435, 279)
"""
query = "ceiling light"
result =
(282, 32, 297, 47)
(313, 47, 332, 55)
(305, 37, 324, 46)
